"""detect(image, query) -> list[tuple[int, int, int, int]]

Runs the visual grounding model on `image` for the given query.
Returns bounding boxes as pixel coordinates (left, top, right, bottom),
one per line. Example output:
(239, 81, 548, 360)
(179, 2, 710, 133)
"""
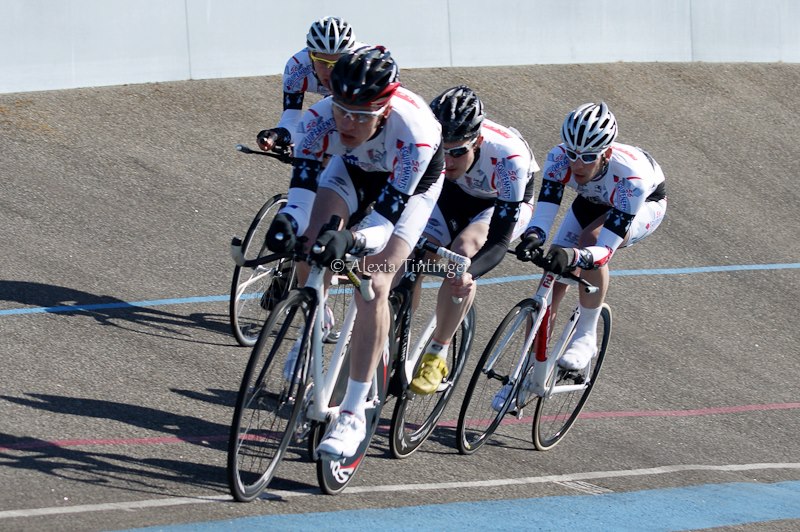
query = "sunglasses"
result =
(331, 100, 388, 124)
(309, 52, 338, 70)
(444, 137, 478, 158)
(564, 148, 605, 163)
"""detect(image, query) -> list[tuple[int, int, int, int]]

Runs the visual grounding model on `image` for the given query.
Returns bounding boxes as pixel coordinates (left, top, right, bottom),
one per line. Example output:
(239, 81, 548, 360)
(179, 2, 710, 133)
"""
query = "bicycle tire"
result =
(456, 299, 538, 455)
(532, 303, 612, 451)
(227, 289, 313, 502)
(389, 306, 476, 459)
(229, 193, 295, 347)
(313, 346, 391, 495)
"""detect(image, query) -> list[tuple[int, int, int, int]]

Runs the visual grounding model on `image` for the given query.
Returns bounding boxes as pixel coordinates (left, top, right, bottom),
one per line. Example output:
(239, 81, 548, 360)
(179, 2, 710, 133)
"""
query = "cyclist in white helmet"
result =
(409, 85, 540, 395)
(256, 16, 363, 152)
(515, 101, 667, 372)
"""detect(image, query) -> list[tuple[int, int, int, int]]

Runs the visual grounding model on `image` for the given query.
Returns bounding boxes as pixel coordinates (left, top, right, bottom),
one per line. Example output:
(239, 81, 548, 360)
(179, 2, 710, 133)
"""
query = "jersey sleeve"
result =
(527, 147, 569, 239)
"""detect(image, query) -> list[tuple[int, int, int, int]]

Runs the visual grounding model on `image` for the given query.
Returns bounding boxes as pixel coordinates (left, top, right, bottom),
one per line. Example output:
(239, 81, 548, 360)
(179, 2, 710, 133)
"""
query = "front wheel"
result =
(314, 346, 390, 495)
(229, 194, 295, 347)
(227, 289, 312, 502)
(532, 303, 612, 451)
(457, 300, 537, 455)
(389, 306, 476, 459)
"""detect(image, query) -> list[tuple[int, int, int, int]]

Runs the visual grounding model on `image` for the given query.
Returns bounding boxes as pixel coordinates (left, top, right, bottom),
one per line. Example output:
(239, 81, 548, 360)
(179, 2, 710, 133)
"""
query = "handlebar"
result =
(235, 143, 293, 164)
(417, 237, 471, 304)
(507, 248, 599, 294)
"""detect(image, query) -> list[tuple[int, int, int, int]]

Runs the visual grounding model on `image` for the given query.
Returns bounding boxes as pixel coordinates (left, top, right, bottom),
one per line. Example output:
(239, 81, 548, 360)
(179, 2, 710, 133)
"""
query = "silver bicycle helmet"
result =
(306, 16, 357, 54)
(430, 85, 485, 142)
(561, 102, 618, 152)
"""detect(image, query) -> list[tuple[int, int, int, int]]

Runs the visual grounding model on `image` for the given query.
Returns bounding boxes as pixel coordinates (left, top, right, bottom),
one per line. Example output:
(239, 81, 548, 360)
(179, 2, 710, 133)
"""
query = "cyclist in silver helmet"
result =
(256, 16, 363, 152)
(514, 102, 667, 373)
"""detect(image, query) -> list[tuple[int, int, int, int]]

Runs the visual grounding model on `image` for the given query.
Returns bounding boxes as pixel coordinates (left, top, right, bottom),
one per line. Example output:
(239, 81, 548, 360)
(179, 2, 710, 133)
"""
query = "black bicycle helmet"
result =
(329, 46, 400, 106)
(430, 85, 485, 142)
(306, 16, 357, 54)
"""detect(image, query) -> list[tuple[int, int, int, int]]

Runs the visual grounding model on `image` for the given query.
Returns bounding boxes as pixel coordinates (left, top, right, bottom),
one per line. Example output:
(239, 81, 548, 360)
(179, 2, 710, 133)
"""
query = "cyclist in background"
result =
(409, 85, 540, 395)
(255, 16, 362, 152)
(264, 46, 445, 458)
(515, 102, 666, 372)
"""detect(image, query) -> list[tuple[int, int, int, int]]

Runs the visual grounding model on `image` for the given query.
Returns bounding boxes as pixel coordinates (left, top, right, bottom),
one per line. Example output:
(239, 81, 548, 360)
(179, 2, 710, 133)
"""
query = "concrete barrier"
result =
(2, 0, 798, 94)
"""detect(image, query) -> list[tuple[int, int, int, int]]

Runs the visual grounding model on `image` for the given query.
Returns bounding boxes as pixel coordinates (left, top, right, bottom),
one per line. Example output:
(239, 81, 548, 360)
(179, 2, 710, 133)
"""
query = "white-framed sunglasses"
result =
(443, 137, 478, 158)
(564, 147, 605, 163)
(331, 100, 389, 124)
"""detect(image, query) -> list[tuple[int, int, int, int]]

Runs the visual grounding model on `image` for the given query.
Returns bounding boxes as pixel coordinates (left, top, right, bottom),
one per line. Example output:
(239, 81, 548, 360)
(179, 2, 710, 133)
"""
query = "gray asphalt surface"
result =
(1, 63, 799, 531)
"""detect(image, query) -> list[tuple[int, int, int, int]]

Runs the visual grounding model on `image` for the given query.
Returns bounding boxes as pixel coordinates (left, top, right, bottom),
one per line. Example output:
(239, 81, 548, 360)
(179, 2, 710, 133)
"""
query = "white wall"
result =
(1, 0, 797, 94)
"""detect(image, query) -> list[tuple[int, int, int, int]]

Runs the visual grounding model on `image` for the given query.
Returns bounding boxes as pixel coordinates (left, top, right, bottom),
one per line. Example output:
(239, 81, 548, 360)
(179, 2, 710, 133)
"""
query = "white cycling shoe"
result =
(492, 384, 513, 412)
(316, 410, 366, 459)
(558, 333, 597, 371)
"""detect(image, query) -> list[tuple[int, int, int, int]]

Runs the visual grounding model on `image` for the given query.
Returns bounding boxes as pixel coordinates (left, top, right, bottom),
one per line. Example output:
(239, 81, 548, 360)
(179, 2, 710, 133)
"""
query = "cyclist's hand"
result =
(256, 129, 277, 152)
(543, 246, 578, 275)
(310, 229, 354, 267)
(515, 229, 545, 261)
(257, 127, 292, 153)
(265, 213, 298, 253)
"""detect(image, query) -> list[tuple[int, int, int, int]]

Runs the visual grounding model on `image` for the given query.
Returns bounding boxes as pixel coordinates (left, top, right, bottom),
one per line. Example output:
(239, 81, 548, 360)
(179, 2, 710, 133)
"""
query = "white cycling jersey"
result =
(530, 142, 666, 267)
(282, 86, 443, 254)
(274, 44, 366, 143)
(450, 119, 539, 202)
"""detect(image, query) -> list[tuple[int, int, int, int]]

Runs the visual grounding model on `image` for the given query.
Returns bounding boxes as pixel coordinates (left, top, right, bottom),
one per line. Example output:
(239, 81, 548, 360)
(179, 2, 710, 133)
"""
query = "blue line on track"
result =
(123, 480, 800, 532)
(2, 262, 798, 317)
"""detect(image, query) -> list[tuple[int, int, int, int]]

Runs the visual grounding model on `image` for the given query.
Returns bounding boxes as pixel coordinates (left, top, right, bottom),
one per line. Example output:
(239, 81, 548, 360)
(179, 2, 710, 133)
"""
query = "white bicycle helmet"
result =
(561, 102, 618, 152)
(306, 16, 357, 54)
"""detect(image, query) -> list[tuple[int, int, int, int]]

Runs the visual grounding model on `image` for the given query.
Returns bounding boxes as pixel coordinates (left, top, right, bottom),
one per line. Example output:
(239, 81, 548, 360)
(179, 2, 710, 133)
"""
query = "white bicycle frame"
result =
(302, 261, 380, 427)
(491, 270, 598, 409)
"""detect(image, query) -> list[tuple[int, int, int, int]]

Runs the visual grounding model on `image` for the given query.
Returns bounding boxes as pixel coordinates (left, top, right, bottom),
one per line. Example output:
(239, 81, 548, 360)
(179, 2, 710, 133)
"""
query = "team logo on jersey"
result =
(611, 176, 644, 212)
(285, 64, 314, 92)
(493, 158, 517, 198)
(299, 115, 335, 158)
(392, 139, 414, 190)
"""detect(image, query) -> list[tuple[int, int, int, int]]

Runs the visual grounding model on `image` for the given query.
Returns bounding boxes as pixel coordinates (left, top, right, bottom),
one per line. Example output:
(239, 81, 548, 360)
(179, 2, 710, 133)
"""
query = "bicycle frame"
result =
(486, 267, 597, 413)
(303, 262, 382, 429)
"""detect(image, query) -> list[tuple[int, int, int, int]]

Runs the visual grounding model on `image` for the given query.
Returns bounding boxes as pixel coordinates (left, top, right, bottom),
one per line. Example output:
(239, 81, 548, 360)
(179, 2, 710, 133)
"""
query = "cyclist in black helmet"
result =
(264, 46, 445, 458)
(255, 16, 363, 152)
(408, 85, 540, 395)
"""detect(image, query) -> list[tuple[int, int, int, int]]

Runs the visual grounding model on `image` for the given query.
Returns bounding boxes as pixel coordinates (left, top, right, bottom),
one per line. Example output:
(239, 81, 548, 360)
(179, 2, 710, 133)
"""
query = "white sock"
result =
(339, 378, 371, 420)
(575, 304, 602, 338)
(425, 338, 449, 359)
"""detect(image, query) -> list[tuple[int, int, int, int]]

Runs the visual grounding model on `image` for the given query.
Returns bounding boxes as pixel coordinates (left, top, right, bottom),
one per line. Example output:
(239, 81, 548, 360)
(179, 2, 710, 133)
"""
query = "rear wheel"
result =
(389, 306, 476, 459)
(229, 194, 295, 347)
(532, 303, 612, 450)
(457, 300, 537, 455)
(227, 290, 312, 501)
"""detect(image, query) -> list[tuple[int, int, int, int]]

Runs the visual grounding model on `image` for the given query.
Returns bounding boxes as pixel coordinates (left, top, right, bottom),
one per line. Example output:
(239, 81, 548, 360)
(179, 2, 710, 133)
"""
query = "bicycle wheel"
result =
(229, 193, 295, 347)
(389, 306, 476, 459)
(313, 346, 391, 495)
(227, 289, 313, 502)
(532, 303, 612, 451)
(457, 300, 537, 455)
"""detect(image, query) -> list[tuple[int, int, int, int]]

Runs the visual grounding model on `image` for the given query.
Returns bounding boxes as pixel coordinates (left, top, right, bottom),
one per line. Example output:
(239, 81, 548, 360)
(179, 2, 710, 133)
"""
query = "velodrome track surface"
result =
(2, 63, 799, 531)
